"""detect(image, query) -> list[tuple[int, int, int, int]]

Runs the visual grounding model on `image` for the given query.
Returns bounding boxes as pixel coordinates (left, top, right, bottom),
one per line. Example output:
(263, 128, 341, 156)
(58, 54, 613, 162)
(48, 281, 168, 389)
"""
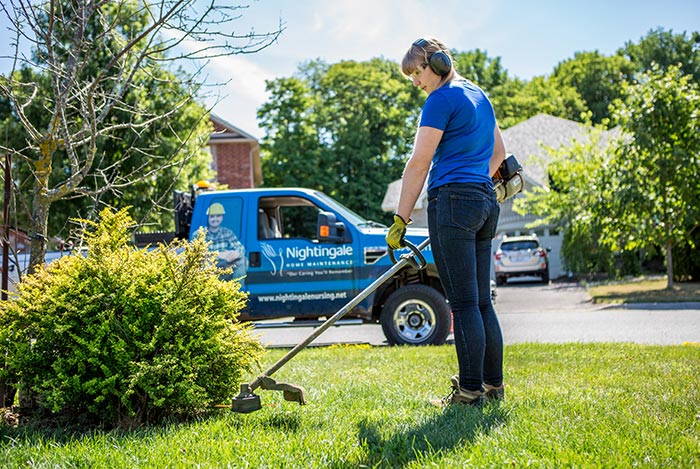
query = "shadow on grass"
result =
(0, 406, 112, 444)
(225, 407, 303, 433)
(0, 406, 304, 451)
(333, 402, 509, 467)
(0, 408, 229, 442)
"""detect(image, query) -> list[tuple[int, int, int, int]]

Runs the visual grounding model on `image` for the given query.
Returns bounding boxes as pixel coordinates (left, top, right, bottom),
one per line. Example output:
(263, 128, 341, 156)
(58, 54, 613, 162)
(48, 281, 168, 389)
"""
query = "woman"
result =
(386, 37, 506, 406)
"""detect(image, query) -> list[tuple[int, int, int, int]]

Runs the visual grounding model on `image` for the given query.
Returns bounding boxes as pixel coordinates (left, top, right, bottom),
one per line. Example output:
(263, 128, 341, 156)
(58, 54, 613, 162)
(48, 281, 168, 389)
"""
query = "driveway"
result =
(494, 277, 593, 313)
(496, 278, 700, 345)
(253, 278, 700, 347)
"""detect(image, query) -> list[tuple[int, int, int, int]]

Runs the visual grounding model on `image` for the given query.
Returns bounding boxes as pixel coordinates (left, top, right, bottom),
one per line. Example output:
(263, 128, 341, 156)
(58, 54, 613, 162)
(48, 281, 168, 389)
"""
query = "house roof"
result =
(382, 114, 618, 215)
(209, 114, 258, 141)
(501, 114, 593, 187)
(501, 113, 621, 187)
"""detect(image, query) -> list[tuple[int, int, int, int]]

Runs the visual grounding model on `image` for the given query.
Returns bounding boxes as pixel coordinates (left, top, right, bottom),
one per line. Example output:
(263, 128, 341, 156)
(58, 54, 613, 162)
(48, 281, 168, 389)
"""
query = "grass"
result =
(587, 277, 700, 304)
(1, 343, 698, 467)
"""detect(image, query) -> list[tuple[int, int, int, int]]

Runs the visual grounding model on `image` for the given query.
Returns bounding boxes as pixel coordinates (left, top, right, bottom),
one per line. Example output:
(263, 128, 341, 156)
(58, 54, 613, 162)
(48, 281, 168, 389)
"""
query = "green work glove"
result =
(386, 214, 409, 250)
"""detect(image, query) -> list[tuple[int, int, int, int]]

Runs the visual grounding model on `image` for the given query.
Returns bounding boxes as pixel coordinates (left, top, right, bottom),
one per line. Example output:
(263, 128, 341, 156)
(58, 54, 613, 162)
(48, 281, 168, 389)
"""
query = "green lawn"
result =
(1, 343, 698, 467)
(587, 277, 700, 303)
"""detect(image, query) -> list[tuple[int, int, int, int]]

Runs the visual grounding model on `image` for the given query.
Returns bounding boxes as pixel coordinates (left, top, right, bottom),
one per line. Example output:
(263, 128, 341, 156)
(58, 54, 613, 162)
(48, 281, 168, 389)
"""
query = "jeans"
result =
(427, 182, 503, 391)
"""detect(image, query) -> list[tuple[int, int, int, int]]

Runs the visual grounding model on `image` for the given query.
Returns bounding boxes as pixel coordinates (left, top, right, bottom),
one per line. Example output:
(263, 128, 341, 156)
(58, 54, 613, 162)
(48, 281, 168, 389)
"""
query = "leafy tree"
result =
(0, 0, 281, 272)
(607, 65, 700, 287)
(450, 48, 587, 129)
(1, 65, 214, 239)
(489, 76, 588, 129)
(259, 58, 422, 222)
(551, 51, 635, 125)
(620, 27, 700, 81)
(452, 49, 509, 91)
(257, 76, 329, 191)
(516, 66, 700, 282)
(672, 226, 700, 281)
(514, 128, 618, 275)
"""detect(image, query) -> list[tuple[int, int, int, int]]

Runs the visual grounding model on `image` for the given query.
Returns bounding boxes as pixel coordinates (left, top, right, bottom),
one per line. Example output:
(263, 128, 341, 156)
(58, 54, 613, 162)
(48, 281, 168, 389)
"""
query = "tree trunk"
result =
(0, 379, 16, 407)
(26, 135, 56, 275)
(666, 239, 674, 289)
(28, 194, 50, 276)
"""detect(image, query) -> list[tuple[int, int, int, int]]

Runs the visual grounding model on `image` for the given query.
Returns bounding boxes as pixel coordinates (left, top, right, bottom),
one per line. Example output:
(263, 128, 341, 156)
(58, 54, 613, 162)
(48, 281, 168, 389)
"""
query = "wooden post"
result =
(0, 152, 14, 407)
(1, 152, 9, 301)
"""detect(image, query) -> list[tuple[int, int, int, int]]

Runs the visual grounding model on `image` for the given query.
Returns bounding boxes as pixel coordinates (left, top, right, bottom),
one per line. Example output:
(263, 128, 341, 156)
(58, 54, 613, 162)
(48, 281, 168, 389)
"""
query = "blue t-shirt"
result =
(419, 79, 496, 190)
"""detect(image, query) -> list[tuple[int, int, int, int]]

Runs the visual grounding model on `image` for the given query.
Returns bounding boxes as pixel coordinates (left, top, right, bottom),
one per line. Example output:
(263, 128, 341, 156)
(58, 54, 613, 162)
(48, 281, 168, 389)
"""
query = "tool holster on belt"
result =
(493, 154, 524, 203)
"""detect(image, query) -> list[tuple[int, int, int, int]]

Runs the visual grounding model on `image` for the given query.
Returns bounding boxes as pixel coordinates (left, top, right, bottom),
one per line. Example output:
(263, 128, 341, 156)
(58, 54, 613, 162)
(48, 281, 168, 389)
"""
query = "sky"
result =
(1, 0, 699, 139)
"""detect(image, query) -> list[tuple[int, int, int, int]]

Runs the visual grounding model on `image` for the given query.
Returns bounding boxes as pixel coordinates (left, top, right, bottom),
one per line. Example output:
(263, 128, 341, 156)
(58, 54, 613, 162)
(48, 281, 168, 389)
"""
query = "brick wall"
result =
(208, 115, 262, 188)
(212, 142, 254, 189)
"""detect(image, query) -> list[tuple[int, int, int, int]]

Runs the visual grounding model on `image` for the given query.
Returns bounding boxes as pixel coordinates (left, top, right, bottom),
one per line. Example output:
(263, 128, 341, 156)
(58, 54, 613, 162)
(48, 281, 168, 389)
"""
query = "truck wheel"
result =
(381, 284, 451, 346)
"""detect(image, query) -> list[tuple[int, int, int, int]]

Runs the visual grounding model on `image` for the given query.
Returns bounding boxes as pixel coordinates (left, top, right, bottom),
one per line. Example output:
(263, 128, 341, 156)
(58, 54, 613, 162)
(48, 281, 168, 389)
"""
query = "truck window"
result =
(258, 208, 282, 239)
(280, 205, 319, 240)
(258, 196, 321, 241)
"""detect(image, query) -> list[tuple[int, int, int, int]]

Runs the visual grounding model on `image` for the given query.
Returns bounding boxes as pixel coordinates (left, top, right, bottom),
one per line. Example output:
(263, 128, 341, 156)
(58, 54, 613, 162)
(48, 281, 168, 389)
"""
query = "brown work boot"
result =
(483, 383, 505, 400)
(451, 375, 505, 401)
(430, 377, 484, 407)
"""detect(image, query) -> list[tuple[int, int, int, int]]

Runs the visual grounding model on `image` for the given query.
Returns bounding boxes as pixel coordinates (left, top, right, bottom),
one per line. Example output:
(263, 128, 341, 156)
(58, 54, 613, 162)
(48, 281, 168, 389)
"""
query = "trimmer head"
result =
(231, 383, 262, 413)
(230, 377, 307, 414)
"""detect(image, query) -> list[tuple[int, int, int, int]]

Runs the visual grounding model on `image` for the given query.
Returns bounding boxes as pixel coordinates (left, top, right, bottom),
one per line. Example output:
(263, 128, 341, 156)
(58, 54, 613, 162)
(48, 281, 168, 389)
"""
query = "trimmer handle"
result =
(388, 239, 427, 270)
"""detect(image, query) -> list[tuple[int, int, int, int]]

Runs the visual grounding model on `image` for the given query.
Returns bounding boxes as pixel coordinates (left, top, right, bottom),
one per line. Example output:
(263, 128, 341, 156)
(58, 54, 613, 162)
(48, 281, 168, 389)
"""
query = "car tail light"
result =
(494, 252, 503, 261)
(537, 249, 547, 258)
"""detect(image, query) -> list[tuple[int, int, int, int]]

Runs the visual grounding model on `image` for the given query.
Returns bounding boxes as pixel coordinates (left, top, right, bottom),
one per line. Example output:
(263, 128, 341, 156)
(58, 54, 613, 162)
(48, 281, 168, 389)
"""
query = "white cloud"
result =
(204, 54, 272, 104)
(202, 0, 506, 137)
(197, 54, 273, 138)
(3, 0, 697, 140)
(102, 0, 700, 138)
(161, 29, 281, 137)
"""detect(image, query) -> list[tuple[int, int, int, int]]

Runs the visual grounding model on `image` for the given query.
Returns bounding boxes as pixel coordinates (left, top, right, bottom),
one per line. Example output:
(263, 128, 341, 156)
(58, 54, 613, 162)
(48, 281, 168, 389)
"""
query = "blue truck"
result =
(140, 187, 452, 346)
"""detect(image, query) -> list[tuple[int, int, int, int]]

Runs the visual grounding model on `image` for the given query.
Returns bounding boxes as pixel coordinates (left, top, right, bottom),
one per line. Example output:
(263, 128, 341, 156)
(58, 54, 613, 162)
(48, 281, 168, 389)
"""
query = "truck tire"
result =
(381, 284, 451, 346)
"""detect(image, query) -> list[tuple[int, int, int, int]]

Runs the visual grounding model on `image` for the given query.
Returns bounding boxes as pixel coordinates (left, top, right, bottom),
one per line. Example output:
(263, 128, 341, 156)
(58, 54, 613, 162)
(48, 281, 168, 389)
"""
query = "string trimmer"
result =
(231, 238, 429, 413)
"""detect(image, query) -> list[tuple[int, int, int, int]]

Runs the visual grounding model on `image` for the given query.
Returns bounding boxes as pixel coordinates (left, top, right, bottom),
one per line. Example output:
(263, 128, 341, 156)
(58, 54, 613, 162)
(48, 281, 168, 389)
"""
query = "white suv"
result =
(494, 235, 550, 285)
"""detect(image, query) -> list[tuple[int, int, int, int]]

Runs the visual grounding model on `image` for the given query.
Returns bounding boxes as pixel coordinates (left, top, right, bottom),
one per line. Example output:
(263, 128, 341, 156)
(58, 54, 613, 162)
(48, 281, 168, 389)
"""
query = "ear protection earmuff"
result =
(413, 38, 452, 76)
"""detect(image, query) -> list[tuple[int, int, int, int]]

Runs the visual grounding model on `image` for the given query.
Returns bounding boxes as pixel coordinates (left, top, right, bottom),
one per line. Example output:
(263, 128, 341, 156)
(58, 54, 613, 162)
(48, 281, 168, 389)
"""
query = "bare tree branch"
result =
(0, 0, 284, 272)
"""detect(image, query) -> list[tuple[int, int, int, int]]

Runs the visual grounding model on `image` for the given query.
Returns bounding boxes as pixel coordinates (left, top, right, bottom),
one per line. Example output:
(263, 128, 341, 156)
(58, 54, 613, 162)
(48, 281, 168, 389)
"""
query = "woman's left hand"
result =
(386, 214, 409, 250)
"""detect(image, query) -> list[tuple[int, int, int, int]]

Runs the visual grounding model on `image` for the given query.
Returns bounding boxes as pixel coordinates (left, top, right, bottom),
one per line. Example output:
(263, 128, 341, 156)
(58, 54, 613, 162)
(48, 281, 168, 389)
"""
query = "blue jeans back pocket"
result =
(447, 192, 488, 233)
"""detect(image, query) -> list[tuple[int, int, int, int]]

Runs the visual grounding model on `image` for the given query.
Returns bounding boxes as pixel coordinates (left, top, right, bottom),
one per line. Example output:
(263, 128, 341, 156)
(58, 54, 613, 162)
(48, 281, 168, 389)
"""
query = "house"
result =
(4, 228, 30, 252)
(381, 114, 616, 279)
(208, 114, 262, 188)
(497, 114, 604, 278)
(381, 178, 429, 227)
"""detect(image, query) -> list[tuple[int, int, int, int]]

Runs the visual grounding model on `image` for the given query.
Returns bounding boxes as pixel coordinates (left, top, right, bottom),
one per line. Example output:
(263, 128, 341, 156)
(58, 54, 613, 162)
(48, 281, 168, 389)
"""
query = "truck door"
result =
(245, 195, 356, 319)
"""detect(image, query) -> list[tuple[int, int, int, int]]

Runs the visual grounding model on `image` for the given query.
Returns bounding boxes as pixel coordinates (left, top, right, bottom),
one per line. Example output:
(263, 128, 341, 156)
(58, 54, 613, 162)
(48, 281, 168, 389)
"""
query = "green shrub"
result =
(0, 208, 263, 427)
